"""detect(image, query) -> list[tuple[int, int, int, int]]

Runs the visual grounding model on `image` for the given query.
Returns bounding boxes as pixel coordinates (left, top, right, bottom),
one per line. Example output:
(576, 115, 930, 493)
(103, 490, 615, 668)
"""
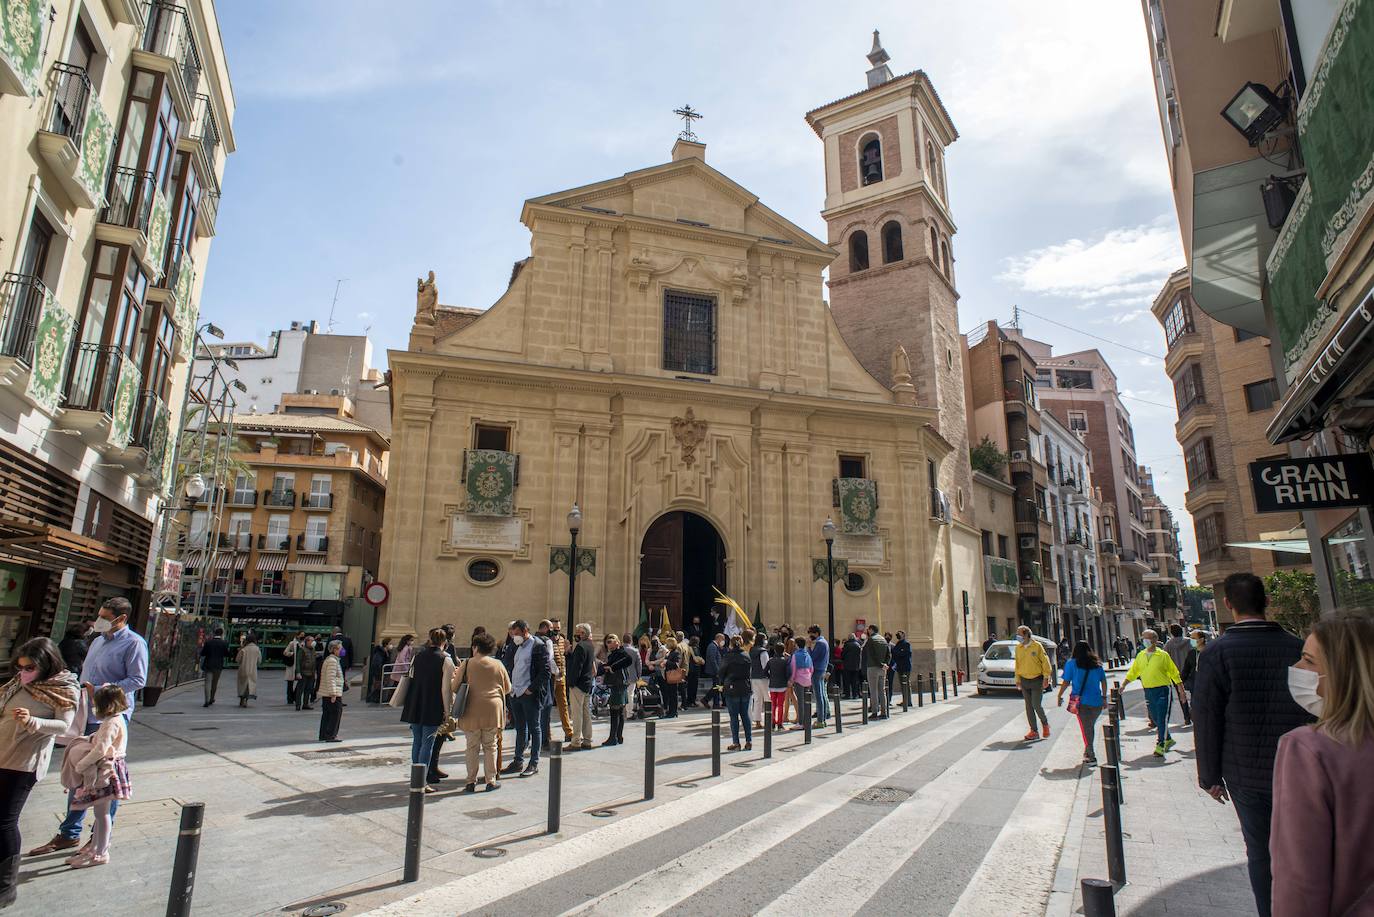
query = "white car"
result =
(976, 637, 1057, 695)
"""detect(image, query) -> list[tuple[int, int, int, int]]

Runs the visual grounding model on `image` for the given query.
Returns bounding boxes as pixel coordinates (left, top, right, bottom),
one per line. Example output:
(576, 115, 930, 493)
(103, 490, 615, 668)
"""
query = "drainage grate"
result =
(463, 807, 515, 821)
(472, 846, 507, 859)
(333, 756, 406, 768)
(731, 762, 754, 769)
(852, 786, 912, 806)
(157, 711, 185, 715)
(292, 748, 362, 761)
(673, 781, 699, 789)
(303, 904, 347, 916)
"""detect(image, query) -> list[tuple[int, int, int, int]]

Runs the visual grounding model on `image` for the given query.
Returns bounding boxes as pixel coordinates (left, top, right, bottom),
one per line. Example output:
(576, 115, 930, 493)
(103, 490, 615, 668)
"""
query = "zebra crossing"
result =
(363, 696, 1086, 917)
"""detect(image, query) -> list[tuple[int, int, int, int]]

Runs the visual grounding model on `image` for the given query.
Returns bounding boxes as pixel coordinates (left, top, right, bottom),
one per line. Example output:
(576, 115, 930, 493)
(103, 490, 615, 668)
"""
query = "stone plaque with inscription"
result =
(450, 514, 523, 553)
(833, 534, 883, 567)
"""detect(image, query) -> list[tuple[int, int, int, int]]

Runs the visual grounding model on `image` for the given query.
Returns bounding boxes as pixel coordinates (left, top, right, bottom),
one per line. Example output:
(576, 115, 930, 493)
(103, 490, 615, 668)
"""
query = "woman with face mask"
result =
(0, 638, 79, 906)
(1270, 610, 1374, 917)
(1179, 630, 1207, 726)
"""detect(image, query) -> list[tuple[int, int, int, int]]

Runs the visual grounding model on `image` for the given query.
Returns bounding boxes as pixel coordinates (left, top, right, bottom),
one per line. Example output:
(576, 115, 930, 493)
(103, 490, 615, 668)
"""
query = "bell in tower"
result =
(861, 137, 883, 185)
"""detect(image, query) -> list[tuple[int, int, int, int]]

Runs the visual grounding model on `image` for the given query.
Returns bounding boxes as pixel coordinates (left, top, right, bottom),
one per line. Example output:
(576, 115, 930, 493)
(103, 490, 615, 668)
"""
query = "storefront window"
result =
(1326, 513, 1374, 610)
(302, 573, 340, 600)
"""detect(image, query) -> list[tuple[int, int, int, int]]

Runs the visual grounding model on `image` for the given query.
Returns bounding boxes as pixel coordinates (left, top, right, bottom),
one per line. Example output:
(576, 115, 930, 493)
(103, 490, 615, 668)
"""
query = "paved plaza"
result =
(13, 668, 1257, 916)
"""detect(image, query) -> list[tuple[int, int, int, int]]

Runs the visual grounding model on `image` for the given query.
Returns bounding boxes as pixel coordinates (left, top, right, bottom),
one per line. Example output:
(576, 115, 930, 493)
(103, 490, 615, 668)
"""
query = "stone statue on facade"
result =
(890, 344, 917, 404)
(416, 270, 438, 321)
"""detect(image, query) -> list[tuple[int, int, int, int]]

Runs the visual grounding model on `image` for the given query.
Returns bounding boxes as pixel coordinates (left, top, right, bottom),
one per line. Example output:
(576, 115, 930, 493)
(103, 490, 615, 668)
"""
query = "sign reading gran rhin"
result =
(1249, 454, 1374, 513)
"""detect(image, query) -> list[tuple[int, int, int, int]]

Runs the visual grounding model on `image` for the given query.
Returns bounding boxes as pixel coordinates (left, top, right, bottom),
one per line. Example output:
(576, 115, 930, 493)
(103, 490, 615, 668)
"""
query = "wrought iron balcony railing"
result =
(64, 343, 121, 414)
(263, 489, 296, 507)
(303, 493, 334, 509)
(46, 62, 92, 143)
(141, 1, 201, 99)
(101, 167, 156, 232)
(0, 273, 50, 367)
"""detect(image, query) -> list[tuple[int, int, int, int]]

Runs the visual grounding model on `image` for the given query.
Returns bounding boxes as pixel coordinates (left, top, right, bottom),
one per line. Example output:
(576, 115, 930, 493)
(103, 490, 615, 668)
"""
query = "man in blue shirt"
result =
(501, 619, 551, 778)
(806, 626, 830, 727)
(28, 597, 148, 855)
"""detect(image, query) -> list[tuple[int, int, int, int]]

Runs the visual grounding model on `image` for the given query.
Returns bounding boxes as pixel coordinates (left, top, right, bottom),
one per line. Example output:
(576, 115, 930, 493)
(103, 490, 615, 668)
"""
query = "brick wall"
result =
(837, 116, 903, 193)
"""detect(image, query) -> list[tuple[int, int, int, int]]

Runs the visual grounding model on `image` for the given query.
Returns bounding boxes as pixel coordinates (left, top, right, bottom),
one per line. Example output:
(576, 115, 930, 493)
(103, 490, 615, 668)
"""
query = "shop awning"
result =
(256, 553, 287, 572)
(0, 521, 118, 571)
(214, 553, 247, 572)
(290, 554, 329, 569)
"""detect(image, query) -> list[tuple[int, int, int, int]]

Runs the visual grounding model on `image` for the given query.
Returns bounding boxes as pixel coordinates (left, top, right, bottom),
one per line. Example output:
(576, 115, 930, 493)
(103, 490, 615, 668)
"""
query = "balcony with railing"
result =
(137, 1, 202, 117)
(227, 489, 258, 507)
(98, 167, 165, 266)
(296, 534, 329, 553)
(0, 274, 76, 415)
(116, 389, 171, 486)
(196, 187, 219, 238)
(36, 62, 115, 209)
(302, 492, 334, 510)
(58, 343, 140, 448)
(263, 489, 296, 508)
(217, 531, 251, 551)
(257, 534, 291, 551)
(182, 92, 220, 181)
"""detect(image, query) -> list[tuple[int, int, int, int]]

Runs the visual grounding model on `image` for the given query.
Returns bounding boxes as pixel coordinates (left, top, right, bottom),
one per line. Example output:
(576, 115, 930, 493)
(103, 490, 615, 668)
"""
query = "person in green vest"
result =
(1124, 628, 1186, 757)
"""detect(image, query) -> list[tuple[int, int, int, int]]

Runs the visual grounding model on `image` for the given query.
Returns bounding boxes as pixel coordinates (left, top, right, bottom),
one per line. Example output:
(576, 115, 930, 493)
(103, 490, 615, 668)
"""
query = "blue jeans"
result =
(410, 723, 439, 767)
(813, 673, 830, 723)
(59, 717, 126, 840)
(512, 694, 542, 765)
(1144, 686, 1172, 745)
(725, 695, 751, 745)
(1228, 786, 1274, 917)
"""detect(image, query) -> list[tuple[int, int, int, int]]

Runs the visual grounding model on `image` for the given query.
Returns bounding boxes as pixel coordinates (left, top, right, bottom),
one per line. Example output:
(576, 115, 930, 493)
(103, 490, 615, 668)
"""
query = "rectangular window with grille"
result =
(662, 290, 717, 375)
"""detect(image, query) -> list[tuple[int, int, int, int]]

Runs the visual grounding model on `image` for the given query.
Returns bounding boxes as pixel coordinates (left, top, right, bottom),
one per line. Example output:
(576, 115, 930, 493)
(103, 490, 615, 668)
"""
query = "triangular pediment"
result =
(523, 156, 832, 255)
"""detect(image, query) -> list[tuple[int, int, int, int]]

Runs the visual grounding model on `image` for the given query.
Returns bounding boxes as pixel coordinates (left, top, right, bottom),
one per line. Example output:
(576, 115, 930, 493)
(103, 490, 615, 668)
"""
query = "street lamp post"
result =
(822, 517, 837, 648)
(566, 503, 582, 626)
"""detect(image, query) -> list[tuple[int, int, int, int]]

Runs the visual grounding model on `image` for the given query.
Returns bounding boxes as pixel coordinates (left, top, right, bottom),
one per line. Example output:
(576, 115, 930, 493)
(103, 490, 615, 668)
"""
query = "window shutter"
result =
(832, 478, 840, 507)
(461, 448, 468, 482)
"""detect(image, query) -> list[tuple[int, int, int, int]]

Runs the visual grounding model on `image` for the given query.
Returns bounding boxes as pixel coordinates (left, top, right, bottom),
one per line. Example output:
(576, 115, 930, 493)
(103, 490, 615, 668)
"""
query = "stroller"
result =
(590, 681, 611, 719)
(632, 678, 664, 719)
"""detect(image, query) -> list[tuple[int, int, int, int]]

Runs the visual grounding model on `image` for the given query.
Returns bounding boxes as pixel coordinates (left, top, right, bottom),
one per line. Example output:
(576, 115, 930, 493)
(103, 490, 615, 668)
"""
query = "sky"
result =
(204, 0, 1197, 576)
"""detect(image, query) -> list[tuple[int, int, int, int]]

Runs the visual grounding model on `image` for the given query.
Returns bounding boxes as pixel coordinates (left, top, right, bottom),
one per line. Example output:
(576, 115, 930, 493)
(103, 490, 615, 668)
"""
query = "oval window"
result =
(467, 559, 500, 583)
(844, 572, 866, 593)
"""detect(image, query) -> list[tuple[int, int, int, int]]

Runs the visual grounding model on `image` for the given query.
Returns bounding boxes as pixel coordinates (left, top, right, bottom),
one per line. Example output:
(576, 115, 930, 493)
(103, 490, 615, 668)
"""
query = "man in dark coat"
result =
(841, 636, 863, 699)
(1191, 573, 1311, 917)
(199, 627, 232, 707)
(703, 634, 725, 709)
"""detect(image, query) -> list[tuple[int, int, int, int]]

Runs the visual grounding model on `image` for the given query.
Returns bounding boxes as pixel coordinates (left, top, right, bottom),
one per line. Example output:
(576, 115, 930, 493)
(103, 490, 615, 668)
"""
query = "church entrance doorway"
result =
(639, 511, 725, 635)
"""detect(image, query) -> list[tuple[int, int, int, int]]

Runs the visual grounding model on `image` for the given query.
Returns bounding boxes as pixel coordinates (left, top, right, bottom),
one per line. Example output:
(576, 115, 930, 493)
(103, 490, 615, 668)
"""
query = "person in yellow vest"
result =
(1014, 626, 1054, 741)
(1124, 628, 1186, 757)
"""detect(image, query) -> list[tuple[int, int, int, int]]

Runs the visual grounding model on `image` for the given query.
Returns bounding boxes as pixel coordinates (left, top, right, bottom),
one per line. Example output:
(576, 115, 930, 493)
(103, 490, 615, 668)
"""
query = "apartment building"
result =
(963, 321, 1058, 637)
(198, 321, 390, 434)
(1007, 332, 1155, 639)
(0, 0, 233, 658)
(1151, 269, 1309, 619)
(177, 394, 386, 635)
(1139, 465, 1185, 624)
(1042, 409, 1105, 649)
(1141, 0, 1374, 612)
(972, 470, 1019, 643)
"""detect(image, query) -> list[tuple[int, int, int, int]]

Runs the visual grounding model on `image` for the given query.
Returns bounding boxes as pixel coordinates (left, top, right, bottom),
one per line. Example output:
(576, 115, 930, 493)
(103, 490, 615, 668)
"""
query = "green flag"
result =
(632, 600, 650, 640)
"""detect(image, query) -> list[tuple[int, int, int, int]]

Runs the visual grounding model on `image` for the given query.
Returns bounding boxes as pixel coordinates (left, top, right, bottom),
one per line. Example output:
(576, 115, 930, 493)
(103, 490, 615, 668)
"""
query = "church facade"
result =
(377, 42, 983, 671)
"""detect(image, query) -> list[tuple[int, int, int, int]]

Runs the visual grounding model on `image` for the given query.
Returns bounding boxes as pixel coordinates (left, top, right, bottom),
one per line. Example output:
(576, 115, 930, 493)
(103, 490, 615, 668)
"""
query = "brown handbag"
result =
(665, 667, 686, 685)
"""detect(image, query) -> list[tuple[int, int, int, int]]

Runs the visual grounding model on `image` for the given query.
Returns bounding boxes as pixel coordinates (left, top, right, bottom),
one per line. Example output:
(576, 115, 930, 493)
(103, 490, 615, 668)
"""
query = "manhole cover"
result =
(588, 809, 615, 818)
(464, 807, 515, 821)
(472, 846, 506, 859)
(292, 749, 361, 761)
(731, 762, 753, 768)
(673, 781, 698, 789)
(303, 904, 346, 916)
(853, 786, 912, 806)
(334, 756, 406, 768)
(158, 711, 185, 715)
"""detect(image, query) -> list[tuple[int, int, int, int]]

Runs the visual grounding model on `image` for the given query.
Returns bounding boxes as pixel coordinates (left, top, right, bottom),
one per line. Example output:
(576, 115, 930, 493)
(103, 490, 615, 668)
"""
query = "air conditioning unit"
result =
(1010, 450, 1028, 462)
(1019, 535, 1037, 550)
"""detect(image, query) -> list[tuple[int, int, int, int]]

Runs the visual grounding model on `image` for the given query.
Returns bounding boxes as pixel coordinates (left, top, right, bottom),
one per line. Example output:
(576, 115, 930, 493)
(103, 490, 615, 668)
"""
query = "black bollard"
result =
(1112, 680, 1125, 720)
(900, 672, 911, 711)
(941, 670, 949, 700)
(1103, 722, 1124, 804)
(644, 720, 656, 800)
(929, 672, 938, 704)
(711, 710, 722, 777)
(1081, 878, 1117, 917)
(763, 701, 773, 758)
(547, 740, 562, 834)
(832, 686, 843, 734)
(803, 688, 812, 744)
(403, 763, 426, 883)
(916, 672, 924, 707)
(860, 681, 870, 724)
(953, 669, 959, 697)
(165, 802, 204, 917)
(1100, 764, 1127, 888)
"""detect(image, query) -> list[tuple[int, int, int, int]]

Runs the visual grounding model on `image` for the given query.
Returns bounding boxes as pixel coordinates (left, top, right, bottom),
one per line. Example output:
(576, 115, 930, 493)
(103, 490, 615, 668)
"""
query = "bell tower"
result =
(806, 31, 972, 522)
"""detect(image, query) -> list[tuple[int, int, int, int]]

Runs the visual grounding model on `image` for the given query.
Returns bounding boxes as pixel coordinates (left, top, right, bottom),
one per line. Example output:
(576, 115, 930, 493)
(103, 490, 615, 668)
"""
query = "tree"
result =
(969, 436, 1008, 480)
(1263, 570, 1321, 635)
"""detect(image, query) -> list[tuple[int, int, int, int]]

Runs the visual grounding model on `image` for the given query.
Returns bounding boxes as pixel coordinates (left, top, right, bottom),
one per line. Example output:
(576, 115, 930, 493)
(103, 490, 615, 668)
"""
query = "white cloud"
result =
(999, 218, 1183, 308)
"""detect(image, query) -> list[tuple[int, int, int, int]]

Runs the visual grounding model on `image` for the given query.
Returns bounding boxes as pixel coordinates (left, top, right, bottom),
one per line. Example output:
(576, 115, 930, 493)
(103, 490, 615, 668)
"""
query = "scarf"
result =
(0, 669, 80, 712)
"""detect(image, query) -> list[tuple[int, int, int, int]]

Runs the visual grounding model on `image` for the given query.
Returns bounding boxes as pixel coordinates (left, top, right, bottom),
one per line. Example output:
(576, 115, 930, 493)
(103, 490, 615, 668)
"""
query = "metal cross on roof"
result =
(673, 104, 703, 142)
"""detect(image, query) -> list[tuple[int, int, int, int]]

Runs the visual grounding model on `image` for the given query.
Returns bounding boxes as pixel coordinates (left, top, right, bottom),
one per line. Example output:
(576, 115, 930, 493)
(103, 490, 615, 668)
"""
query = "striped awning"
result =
(214, 553, 247, 572)
(256, 553, 287, 572)
(292, 553, 328, 568)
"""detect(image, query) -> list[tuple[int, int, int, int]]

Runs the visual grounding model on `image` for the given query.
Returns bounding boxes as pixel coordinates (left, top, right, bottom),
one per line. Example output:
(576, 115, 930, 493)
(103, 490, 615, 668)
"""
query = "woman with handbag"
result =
(599, 635, 634, 745)
(1057, 640, 1109, 766)
(390, 628, 453, 794)
(454, 632, 510, 794)
(659, 638, 683, 719)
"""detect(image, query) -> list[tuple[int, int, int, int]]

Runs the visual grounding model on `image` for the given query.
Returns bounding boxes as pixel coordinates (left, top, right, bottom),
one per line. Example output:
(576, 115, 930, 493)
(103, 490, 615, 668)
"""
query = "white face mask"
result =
(92, 617, 114, 634)
(512, 634, 525, 645)
(1017, 635, 1029, 645)
(1287, 665, 1323, 717)
(1143, 639, 1155, 650)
